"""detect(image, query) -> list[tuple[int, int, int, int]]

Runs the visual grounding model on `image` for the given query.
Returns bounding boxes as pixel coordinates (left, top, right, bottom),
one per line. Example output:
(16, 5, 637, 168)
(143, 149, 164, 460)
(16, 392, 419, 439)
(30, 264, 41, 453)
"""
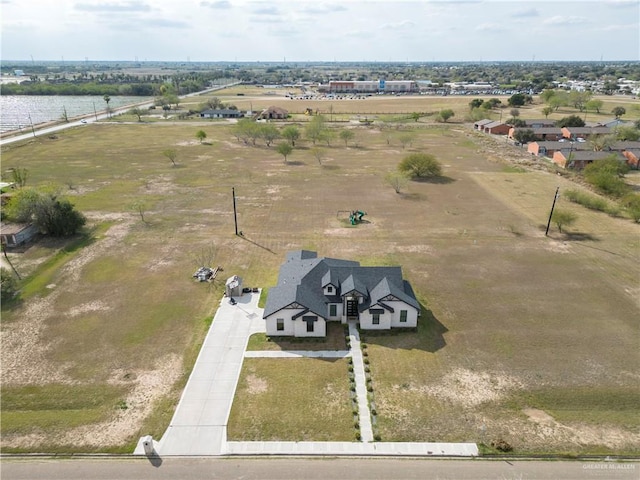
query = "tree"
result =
(615, 126, 640, 141)
(319, 128, 335, 147)
(486, 98, 502, 109)
(510, 108, 520, 118)
(410, 112, 422, 122)
(339, 129, 355, 147)
(508, 93, 526, 107)
(438, 109, 455, 122)
(259, 124, 280, 147)
(612, 106, 626, 119)
(551, 209, 577, 233)
(103, 94, 111, 117)
(513, 129, 537, 144)
(305, 115, 327, 145)
(398, 132, 415, 150)
(540, 89, 557, 103)
(469, 99, 484, 110)
(9, 167, 28, 187)
(585, 99, 603, 114)
(163, 148, 178, 167)
(281, 125, 301, 146)
(555, 115, 585, 127)
(311, 147, 325, 166)
(542, 106, 554, 118)
(276, 142, 293, 163)
(568, 90, 592, 112)
(129, 107, 144, 122)
(1, 267, 19, 303)
(234, 119, 260, 145)
(589, 134, 616, 151)
(130, 200, 148, 223)
(398, 153, 442, 179)
(584, 155, 630, 197)
(4, 188, 85, 237)
(195, 130, 207, 144)
(385, 171, 410, 194)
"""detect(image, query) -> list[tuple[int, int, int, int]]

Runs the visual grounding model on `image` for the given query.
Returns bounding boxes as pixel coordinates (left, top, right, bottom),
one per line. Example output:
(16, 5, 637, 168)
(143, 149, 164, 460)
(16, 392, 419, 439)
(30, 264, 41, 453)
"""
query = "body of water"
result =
(0, 95, 152, 133)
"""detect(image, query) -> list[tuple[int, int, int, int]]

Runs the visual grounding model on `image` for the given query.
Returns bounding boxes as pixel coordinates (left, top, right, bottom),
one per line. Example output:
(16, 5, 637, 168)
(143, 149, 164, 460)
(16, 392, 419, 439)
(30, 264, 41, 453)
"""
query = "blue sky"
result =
(1, 0, 639, 62)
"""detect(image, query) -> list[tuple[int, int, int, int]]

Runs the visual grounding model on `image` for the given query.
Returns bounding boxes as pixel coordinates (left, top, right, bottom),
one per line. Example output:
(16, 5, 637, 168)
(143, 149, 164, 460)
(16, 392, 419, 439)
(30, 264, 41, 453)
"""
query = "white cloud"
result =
(201, 0, 232, 8)
(74, 1, 152, 12)
(543, 15, 589, 25)
(379, 20, 415, 30)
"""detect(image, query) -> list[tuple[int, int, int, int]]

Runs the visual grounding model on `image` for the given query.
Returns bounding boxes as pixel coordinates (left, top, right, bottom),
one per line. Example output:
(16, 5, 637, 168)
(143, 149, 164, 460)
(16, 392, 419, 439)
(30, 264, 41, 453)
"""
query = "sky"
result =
(1, 0, 639, 62)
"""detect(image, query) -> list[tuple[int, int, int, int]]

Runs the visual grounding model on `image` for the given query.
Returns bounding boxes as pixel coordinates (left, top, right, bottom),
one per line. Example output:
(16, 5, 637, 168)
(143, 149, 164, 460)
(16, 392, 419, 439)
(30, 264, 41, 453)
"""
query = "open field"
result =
(1, 94, 639, 454)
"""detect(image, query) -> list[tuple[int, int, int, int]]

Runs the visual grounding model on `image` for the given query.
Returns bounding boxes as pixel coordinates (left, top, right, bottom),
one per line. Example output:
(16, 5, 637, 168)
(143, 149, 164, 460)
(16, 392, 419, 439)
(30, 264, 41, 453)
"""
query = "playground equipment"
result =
(337, 210, 367, 225)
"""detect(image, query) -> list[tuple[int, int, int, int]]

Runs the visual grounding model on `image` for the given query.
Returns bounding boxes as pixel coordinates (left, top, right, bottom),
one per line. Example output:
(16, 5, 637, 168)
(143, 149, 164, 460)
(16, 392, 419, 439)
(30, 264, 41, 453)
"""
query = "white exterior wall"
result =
(359, 310, 392, 330)
(359, 301, 419, 330)
(266, 308, 329, 337)
(387, 301, 419, 328)
(294, 316, 326, 337)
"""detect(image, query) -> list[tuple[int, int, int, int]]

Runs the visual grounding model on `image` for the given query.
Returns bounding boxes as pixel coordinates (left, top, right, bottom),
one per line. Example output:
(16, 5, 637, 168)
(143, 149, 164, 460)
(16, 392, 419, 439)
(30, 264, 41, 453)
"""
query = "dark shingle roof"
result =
(264, 251, 420, 318)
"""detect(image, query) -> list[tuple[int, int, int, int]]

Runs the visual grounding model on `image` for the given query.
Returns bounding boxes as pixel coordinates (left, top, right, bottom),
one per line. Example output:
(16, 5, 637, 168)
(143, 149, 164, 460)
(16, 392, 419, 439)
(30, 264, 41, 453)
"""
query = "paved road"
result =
(0, 82, 241, 147)
(2, 457, 638, 480)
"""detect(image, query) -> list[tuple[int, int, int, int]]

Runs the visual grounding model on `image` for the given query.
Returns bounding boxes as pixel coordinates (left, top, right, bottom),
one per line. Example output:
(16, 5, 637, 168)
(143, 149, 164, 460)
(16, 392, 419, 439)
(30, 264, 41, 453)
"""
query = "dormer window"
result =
(327, 285, 333, 293)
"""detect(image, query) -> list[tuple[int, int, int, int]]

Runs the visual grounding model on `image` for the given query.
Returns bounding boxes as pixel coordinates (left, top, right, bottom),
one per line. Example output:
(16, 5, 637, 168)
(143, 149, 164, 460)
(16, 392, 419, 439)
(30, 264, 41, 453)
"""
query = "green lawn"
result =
(228, 357, 355, 441)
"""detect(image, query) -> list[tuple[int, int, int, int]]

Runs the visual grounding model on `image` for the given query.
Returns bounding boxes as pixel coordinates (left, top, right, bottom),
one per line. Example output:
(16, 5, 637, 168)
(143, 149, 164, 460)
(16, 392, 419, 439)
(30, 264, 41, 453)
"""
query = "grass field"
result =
(1, 93, 638, 454)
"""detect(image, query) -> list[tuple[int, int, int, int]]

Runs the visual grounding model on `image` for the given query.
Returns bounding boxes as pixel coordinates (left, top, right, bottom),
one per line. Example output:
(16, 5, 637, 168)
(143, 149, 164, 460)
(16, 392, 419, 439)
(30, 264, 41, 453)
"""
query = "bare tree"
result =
(163, 148, 178, 167)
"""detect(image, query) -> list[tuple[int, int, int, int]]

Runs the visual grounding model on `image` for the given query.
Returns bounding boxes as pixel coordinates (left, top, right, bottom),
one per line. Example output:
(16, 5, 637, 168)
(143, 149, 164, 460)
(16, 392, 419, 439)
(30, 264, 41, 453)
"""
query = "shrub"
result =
(622, 193, 640, 222)
(1, 267, 19, 302)
(374, 434, 382, 441)
(398, 153, 442, 179)
(491, 439, 513, 452)
(564, 189, 608, 212)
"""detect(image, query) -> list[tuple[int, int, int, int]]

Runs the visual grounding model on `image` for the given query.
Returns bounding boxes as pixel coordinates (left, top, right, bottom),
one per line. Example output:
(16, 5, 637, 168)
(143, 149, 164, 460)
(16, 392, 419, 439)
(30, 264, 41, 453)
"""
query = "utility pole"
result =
(545, 186, 560, 236)
(232, 187, 238, 236)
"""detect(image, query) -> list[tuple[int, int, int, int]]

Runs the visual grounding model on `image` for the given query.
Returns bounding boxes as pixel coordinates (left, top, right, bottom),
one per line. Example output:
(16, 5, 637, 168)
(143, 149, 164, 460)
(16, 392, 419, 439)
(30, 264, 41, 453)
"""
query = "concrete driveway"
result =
(137, 291, 264, 456)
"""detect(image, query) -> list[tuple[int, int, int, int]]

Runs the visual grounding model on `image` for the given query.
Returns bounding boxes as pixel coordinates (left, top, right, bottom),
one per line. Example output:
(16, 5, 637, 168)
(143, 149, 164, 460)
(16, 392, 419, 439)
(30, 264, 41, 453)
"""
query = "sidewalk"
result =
(348, 321, 374, 442)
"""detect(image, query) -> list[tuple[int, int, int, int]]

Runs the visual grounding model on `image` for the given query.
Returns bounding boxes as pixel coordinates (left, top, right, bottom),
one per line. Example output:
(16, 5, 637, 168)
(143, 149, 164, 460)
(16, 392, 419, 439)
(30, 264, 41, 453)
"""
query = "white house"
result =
(263, 250, 421, 337)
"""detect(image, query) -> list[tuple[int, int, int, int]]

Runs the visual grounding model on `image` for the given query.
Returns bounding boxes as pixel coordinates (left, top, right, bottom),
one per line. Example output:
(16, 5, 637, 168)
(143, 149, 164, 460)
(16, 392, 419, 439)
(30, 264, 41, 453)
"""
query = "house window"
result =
(400, 310, 407, 323)
(329, 304, 337, 317)
(277, 318, 284, 331)
(327, 285, 333, 293)
(372, 313, 380, 325)
(307, 321, 314, 332)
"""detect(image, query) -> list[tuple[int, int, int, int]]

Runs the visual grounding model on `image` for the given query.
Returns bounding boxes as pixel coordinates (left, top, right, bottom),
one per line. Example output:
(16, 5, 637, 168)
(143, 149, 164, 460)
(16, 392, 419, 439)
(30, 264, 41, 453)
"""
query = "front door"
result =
(346, 298, 358, 319)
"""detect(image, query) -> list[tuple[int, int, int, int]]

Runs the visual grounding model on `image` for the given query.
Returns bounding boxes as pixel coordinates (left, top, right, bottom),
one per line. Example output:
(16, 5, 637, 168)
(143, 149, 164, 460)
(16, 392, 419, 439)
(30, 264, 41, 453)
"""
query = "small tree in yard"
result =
(282, 125, 300, 146)
(542, 106, 554, 119)
(260, 124, 280, 147)
(398, 153, 442, 179)
(129, 107, 144, 122)
(276, 142, 293, 163)
(398, 132, 415, 149)
(311, 147, 325, 166)
(612, 106, 626, 119)
(195, 130, 207, 144)
(438, 109, 455, 123)
(339, 129, 355, 147)
(163, 148, 178, 167)
(551, 209, 577, 233)
(410, 112, 422, 122)
(385, 171, 410, 193)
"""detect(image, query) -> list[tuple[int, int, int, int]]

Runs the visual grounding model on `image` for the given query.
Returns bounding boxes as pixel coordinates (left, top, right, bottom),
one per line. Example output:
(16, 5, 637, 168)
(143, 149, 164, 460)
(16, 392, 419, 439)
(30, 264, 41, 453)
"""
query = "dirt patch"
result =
(246, 374, 268, 394)
(409, 368, 523, 408)
(66, 300, 111, 317)
(1, 218, 133, 386)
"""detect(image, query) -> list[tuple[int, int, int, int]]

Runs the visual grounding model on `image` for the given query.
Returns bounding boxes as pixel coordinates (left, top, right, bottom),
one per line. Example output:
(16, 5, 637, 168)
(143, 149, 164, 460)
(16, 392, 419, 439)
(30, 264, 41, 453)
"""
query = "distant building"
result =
(321, 80, 418, 94)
